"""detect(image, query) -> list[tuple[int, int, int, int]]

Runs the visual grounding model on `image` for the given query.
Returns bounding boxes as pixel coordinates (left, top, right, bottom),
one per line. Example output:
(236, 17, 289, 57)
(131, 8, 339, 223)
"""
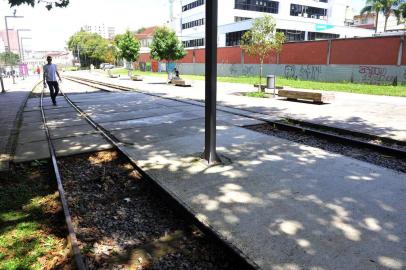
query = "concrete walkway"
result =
(63, 89, 405, 270)
(13, 79, 113, 163)
(0, 76, 40, 171)
(68, 71, 406, 142)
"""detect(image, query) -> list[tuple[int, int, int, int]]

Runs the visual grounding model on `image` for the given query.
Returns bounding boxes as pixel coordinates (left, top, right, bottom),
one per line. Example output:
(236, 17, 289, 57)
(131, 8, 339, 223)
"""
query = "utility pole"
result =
(4, 15, 24, 84)
(204, 0, 220, 164)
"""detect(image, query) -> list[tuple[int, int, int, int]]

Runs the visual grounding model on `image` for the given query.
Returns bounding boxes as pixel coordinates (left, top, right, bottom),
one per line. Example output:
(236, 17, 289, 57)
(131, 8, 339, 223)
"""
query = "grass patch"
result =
(244, 91, 267, 98)
(0, 163, 70, 270)
(108, 68, 406, 97)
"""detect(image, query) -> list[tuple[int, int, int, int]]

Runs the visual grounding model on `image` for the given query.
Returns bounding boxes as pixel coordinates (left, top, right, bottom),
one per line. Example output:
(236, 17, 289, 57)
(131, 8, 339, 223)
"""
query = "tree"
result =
(240, 15, 284, 92)
(361, 0, 404, 32)
(394, 2, 406, 24)
(8, 0, 69, 9)
(115, 30, 141, 76)
(0, 52, 20, 66)
(149, 26, 186, 75)
(67, 31, 110, 67)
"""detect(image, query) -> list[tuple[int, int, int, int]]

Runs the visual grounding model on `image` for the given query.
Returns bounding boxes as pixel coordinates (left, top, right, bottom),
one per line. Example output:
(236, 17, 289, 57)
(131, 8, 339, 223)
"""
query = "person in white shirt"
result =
(43, 56, 62, 105)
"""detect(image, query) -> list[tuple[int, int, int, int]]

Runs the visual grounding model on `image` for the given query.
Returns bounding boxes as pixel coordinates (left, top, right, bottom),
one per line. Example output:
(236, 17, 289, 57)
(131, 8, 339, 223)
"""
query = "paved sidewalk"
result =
(65, 89, 405, 270)
(68, 71, 406, 141)
(0, 76, 40, 171)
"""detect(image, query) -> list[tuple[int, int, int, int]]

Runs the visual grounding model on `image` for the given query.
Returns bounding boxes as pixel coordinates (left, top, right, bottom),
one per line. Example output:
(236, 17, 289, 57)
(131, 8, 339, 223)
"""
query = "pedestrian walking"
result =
(43, 56, 62, 105)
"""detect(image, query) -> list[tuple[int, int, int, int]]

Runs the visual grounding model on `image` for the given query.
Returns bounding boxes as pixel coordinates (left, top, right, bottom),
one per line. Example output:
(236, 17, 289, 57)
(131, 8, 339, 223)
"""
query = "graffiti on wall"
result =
(358, 66, 396, 85)
(284, 65, 322, 80)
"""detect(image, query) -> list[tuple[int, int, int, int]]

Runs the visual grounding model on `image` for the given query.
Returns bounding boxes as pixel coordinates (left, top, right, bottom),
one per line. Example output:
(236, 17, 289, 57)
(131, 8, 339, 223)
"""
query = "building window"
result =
(290, 4, 327, 20)
(235, 0, 279, 14)
(226, 30, 248, 46)
(182, 0, 204, 12)
(182, 38, 204, 48)
(308, 32, 339, 40)
(235, 16, 252, 22)
(182, 18, 205, 30)
(277, 29, 306, 41)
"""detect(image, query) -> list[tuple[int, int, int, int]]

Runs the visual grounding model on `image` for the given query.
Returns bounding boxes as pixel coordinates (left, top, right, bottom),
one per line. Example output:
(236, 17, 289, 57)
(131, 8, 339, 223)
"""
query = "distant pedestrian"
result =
(36, 66, 41, 77)
(43, 56, 62, 105)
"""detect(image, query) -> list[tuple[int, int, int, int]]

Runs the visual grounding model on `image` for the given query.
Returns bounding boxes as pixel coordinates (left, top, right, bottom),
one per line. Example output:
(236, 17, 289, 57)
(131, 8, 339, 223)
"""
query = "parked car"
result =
(104, 64, 115, 70)
(100, 63, 115, 70)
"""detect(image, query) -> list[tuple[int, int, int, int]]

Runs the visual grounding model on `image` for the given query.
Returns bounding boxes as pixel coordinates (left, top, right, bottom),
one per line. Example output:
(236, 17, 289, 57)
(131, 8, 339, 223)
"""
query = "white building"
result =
(353, 12, 405, 33)
(82, 24, 115, 39)
(176, 0, 374, 48)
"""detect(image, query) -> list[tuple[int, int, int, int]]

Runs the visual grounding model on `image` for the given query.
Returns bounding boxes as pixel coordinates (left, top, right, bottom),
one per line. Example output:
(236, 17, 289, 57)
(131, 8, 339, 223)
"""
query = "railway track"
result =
(37, 81, 256, 269)
(63, 75, 406, 169)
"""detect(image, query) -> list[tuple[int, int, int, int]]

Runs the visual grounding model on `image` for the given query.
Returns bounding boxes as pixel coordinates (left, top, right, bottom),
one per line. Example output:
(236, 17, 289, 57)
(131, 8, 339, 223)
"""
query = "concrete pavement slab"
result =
(17, 129, 47, 144)
(111, 118, 205, 144)
(53, 133, 112, 157)
(14, 140, 50, 162)
(46, 118, 88, 128)
(48, 124, 99, 139)
(123, 125, 406, 270)
(90, 107, 180, 123)
(100, 111, 202, 131)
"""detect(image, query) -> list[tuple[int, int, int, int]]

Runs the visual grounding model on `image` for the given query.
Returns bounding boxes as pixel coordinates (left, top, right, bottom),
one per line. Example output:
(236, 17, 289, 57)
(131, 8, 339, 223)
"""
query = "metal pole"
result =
(0, 75, 5, 93)
(204, 0, 220, 164)
(16, 30, 21, 61)
(4, 17, 11, 64)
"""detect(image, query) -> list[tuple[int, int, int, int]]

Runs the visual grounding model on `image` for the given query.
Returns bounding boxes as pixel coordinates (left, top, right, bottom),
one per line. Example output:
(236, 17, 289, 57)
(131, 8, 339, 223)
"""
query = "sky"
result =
(0, 0, 366, 51)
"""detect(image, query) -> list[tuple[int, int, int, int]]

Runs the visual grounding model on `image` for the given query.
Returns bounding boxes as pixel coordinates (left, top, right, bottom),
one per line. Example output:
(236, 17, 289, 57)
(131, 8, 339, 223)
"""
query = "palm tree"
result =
(361, 0, 403, 32)
(394, 2, 406, 25)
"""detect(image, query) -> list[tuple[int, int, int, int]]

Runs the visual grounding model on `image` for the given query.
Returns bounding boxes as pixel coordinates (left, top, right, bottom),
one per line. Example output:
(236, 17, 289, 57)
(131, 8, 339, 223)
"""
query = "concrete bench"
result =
(171, 78, 191, 87)
(130, 75, 143, 81)
(107, 70, 119, 78)
(278, 89, 334, 104)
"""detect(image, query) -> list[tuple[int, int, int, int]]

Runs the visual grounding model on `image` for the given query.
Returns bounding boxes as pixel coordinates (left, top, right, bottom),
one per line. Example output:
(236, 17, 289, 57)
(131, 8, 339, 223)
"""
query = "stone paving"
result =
(68, 71, 406, 141)
(62, 86, 404, 270)
(0, 76, 40, 171)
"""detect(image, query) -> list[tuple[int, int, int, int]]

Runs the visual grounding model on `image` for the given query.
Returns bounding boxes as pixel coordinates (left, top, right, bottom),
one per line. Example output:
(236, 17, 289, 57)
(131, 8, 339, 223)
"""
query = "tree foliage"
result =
(361, 0, 406, 32)
(67, 31, 110, 67)
(115, 30, 140, 66)
(0, 52, 20, 66)
(241, 15, 284, 92)
(8, 0, 69, 10)
(394, 2, 406, 23)
(150, 27, 186, 62)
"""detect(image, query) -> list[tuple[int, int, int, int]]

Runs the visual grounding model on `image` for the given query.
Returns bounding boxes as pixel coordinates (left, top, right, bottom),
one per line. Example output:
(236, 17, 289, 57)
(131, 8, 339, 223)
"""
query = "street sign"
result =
(316, 24, 334, 31)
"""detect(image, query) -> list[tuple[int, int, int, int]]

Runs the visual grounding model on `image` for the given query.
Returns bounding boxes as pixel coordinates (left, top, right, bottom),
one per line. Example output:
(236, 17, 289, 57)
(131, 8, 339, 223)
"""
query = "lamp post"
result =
(4, 15, 24, 84)
(16, 29, 31, 62)
(20, 37, 32, 79)
(20, 37, 32, 63)
(204, 0, 220, 164)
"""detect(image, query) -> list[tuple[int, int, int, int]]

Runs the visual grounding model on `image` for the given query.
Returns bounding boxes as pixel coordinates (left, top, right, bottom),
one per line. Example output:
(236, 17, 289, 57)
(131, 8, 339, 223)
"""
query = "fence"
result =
(138, 35, 406, 84)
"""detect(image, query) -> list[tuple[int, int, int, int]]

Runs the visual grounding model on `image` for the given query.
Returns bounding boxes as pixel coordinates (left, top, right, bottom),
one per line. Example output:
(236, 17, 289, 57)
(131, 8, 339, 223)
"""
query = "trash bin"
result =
(266, 75, 275, 89)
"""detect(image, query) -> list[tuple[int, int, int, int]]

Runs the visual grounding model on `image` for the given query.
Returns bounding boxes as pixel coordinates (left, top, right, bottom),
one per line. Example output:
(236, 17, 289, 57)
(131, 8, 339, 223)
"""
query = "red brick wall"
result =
(139, 36, 404, 66)
(217, 47, 242, 64)
(279, 41, 328, 65)
(330, 37, 400, 65)
(244, 51, 277, 64)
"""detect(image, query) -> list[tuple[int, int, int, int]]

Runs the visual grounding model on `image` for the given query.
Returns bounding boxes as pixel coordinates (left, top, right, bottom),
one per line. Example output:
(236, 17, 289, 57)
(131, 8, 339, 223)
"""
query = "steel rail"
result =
(40, 86, 87, 270)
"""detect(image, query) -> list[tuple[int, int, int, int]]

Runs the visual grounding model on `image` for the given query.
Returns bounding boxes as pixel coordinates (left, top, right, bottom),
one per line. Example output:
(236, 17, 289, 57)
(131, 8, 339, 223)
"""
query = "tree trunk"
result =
(259, 58, 264, 93)
(384, 15, 389, 32)
(375, 11, 379, 33)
